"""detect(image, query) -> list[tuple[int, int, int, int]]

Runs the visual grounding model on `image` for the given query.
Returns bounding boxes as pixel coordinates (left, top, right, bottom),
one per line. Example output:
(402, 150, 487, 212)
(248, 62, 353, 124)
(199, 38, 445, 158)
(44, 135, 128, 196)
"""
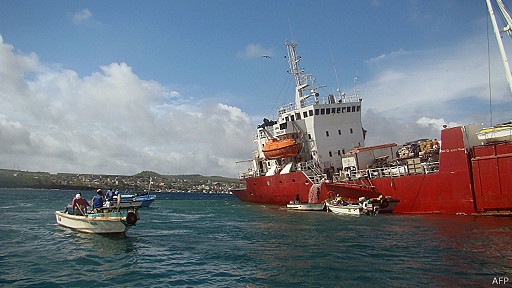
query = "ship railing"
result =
(339, 161, 440, 181)
(297, 160, 326, 184)
(238, 169, 260, 179)
(421, 162, 440, 174)
(278, 94, 361, 115)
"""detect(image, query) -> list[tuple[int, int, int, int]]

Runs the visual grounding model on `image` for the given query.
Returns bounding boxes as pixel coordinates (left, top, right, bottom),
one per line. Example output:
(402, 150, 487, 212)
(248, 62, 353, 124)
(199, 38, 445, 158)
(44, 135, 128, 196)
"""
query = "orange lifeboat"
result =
(262, 138, 300, 159)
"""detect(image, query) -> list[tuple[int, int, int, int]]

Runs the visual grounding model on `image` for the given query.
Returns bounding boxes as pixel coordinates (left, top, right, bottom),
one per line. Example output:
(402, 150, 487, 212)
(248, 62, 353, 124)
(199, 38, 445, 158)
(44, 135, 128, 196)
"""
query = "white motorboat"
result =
(55, 206, 139, 235)
(326, 202, 363, 216)
(286, 202, 326, 211)
(477, 121, 512, 143)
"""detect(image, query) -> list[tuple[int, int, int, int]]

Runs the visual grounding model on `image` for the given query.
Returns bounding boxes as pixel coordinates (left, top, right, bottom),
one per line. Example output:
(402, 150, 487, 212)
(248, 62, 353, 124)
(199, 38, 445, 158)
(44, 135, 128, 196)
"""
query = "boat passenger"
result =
(71, 193, 90, 215)
(106, 189, 114, 201)
(105, 188, 115, 207)
(91, 189, 106, 212)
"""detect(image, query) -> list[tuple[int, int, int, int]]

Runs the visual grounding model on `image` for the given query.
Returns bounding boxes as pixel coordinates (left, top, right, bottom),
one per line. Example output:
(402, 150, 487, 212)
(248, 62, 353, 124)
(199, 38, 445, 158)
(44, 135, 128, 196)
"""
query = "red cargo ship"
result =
(232, 0, 512, 215)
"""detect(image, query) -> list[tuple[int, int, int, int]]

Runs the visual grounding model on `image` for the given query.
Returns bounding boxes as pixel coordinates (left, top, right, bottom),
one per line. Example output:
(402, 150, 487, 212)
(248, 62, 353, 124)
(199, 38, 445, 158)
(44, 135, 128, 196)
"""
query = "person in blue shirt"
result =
(91, 189, 105, 212)
(106, 189, 114, 201)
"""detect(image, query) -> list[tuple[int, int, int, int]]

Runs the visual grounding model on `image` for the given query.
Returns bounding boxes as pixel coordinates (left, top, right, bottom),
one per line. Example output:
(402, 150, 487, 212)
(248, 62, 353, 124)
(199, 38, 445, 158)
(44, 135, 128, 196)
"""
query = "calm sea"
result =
(0, 188, 511, 287)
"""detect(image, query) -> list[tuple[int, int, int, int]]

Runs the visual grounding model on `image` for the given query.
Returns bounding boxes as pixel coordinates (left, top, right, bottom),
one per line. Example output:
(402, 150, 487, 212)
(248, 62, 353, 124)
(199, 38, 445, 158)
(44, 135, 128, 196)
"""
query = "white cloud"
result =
(73, 9, 92, 25)
(360, 35, 512, 146)
(416, 117, 460, 131)
(366, 49, 408, 64)
(0, 36, 253, 177)
(237, 44, 273, 59)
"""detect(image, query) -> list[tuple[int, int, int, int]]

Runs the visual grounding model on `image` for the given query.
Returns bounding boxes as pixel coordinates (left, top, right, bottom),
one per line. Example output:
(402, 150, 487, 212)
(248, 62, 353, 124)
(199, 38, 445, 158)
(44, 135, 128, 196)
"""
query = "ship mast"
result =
(286, 40, 326, 109)
(486, 0, 512, 94)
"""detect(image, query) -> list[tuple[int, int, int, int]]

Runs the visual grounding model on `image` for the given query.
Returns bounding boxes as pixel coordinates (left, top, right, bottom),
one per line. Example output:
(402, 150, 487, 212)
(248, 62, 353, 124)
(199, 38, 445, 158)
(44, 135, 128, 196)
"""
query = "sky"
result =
(1, 0, 512, 177)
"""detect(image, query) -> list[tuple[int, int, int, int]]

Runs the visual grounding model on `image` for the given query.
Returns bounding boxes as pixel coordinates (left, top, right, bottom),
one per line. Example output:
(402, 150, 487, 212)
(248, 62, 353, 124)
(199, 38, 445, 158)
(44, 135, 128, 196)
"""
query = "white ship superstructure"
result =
(241, 40, 365, 181)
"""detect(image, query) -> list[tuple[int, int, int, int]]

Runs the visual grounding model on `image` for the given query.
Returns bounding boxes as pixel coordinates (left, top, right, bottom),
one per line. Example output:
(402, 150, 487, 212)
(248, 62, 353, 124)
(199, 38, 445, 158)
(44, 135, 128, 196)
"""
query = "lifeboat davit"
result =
(262, 138, 300, 159)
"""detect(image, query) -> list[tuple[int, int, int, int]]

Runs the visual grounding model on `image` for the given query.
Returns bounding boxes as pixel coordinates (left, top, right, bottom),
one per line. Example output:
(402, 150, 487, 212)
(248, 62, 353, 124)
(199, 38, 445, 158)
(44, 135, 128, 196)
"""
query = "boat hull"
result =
(233, 126, 512, 215)
(287, 202, 326, 211)
(326, 203, 362, 216)
(477, 126, 512, 143)
(55, 211, 134, 234)
(232, 171, 329, 206)
(135, 195, 156, 208)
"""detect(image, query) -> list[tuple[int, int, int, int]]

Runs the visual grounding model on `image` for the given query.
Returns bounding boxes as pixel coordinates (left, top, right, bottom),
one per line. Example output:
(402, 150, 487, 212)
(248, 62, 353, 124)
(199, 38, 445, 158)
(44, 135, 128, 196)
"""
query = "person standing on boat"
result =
(91, 189, 105, 212)
(105, 189, 114, 207)
(72, 193, 90, 215)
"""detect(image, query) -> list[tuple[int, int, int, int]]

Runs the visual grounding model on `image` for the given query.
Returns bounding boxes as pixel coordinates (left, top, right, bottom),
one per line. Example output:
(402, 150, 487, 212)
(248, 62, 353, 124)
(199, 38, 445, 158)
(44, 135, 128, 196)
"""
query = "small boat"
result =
(135, 194, 156, 208)
(477, 121, 512, 143)
(262, 138, 300, 159)
(55, 206, 139, 235)
(286, 201, 326, 211)
(369, 196, 399, 213)
(326, 202, 363, 216)
(113, 194, 144, 208)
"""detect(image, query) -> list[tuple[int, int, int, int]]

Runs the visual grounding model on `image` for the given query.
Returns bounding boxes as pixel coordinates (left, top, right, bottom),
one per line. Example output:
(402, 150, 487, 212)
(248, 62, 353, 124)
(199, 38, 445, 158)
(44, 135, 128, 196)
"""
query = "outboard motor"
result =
(126, 211, 139, 226)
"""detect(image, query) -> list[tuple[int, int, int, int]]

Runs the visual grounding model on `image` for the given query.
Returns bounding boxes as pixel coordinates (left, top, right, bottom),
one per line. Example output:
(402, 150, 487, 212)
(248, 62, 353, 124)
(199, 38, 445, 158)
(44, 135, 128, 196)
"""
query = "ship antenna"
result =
(353, 74, 360, 98)
(328, 39, 344, 101)
(288, 17, 295, 42)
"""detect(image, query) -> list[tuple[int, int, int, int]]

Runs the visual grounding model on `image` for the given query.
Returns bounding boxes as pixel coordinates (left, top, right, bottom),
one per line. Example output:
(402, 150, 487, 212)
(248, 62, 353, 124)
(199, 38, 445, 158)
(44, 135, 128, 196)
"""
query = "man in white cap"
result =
(71, 193, 90, 215)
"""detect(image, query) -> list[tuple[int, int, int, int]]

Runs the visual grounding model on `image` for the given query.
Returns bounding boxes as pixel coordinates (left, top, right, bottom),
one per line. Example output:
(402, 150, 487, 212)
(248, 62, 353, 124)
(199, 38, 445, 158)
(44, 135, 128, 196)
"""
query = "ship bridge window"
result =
(295, 113, 301, 120)
(338, 130, 341, 135)
(352, 106, 356, 112)
(357, 106, 360, 112)
(321, 108, 325, 115)
(326, 131, 330, 137)
(309, 110, 313, 116)
(329, 151, 332, 157)
(285, 116, 289, 122)
(280, 122, 287, 130)
(347, 107, 351, 113)
(337, 150, 341, 155)
(331, 108, 336, 114)
(342, 149, 345, 154)
(303, 111, 308, 118)
(342, 107, 346, 113)
(337, 107, 341, 113)
(350, 128, 353, 134)
(308, 134, 312, 140)
(326, 108, 330, 115)
(290, 115, 295, 121)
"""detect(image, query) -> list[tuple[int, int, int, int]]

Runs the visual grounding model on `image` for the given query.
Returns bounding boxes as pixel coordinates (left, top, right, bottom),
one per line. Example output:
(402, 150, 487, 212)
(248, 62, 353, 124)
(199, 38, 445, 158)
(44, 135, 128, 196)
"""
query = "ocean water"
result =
(0, 188, 511, 287)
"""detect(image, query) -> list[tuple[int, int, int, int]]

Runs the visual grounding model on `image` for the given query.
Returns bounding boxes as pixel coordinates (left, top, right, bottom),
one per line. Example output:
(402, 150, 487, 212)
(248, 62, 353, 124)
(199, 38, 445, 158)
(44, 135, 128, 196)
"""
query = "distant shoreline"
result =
(0, 169, 242, 192)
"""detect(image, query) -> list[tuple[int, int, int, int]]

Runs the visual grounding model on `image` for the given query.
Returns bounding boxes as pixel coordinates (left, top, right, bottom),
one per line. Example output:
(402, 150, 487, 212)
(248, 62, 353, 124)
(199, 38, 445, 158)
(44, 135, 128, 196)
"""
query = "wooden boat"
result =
(286, 201, 326, 211)
(262, 138, 300, 159)
(326, 202, 363, 216)
(55, 206, 139, 235)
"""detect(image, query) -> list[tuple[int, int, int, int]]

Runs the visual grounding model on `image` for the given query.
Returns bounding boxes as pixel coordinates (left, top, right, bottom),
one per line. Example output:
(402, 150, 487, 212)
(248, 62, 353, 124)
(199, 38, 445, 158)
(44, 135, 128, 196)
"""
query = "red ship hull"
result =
(232, 126, 512, 215)
(232, 172, 329, 205)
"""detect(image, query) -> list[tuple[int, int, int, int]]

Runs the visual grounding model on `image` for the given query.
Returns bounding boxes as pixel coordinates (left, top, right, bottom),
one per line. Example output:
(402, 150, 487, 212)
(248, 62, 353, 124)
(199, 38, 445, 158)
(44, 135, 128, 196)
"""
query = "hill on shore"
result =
(0, 169, 241, 192)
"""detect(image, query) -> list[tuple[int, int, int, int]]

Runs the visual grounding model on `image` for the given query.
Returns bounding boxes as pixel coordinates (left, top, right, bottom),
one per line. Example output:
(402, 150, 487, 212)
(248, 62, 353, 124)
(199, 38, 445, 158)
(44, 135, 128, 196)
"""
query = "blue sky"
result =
(1, 0, 511, 177)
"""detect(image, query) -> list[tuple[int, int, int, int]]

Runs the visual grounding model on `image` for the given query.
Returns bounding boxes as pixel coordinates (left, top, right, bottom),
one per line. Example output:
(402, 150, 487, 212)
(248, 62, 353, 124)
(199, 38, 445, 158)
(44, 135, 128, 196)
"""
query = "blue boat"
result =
(115, 177, 157, 208)
(114, 193, 156, 208)
(135, 194, 157, 207)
